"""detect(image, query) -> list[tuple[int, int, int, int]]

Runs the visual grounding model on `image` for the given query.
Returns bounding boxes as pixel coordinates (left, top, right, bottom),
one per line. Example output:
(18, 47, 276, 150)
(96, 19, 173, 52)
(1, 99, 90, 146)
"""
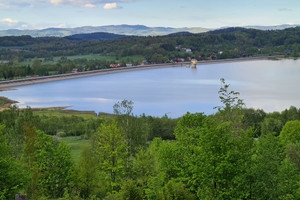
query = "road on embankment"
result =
(0, 56, 282, 89)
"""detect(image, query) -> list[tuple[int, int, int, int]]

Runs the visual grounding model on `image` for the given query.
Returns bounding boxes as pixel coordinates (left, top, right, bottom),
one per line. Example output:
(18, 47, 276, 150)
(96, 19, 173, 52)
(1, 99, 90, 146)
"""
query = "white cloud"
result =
(55, 23, 67, 28)
(103, 2, 120, 9)
(1, 18, 19, 23)
(0, 18, 29, 30)
(286, 22, 295, 25)
(50, 0, 63, 5)
(84, 3, 96, 8)
(21, 24, 29, 28)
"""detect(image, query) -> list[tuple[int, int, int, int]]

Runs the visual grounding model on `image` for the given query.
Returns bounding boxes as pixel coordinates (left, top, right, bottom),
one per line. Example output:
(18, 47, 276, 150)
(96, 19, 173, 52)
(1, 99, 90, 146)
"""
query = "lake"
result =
(1, 59, 300, 118)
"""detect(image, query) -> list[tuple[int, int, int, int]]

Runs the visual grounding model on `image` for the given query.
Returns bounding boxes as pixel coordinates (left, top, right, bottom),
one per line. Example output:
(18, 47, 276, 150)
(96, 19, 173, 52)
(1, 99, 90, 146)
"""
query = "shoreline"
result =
(0, 56, 282, 89)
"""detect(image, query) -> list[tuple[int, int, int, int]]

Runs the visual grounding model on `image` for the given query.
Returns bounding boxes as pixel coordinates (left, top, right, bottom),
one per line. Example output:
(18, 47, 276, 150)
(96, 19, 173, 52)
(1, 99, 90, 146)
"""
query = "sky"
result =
(0, 0, 300, 30)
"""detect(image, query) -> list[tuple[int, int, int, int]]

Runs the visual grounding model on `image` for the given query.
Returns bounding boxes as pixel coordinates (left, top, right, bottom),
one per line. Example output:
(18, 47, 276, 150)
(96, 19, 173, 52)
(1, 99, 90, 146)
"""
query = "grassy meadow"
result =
(56, 136, 91, 163)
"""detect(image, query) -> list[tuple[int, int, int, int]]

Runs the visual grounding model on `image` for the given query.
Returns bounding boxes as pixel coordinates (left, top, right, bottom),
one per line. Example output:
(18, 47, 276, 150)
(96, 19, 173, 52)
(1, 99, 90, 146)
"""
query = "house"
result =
(186, 48, 192, 53)
(117, 63, 123, 67)
(177, 58, 185, 62)
(72, 68, 78, 73)
(126, 64, 133, 67)
(110, 64, 118, 68)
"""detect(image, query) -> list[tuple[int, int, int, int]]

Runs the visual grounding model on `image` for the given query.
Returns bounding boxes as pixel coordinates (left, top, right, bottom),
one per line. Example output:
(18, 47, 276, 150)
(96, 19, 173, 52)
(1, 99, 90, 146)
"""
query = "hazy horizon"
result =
(0, 23, 299, 32)
(0, 0, 299, 30)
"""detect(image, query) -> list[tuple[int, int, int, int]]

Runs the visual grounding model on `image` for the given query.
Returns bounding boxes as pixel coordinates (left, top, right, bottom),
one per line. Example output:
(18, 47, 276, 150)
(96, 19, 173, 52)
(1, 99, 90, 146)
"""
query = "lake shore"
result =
(0, 56, 282, 89)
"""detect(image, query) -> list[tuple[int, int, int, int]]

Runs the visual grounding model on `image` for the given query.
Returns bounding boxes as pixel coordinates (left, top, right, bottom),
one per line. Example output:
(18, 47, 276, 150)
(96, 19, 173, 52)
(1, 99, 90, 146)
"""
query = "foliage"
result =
(114, 100, 149, 156)
(29, 130, 73, 199)
(160, 179, 196, 200)
(0, 125, 30, 200)
(70, 148, 101, 199)
(1, 93, 300, 199)
(280, 120, 300, 146)
(92, 121, 128, 190)
(215, 78, 244, 111)
(251, 133, 299, 199)
(214, 78, 245, 132)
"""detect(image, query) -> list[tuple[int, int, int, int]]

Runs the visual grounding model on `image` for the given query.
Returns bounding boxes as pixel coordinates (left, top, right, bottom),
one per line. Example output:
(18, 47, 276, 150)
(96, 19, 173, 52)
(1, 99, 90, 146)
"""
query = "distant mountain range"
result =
(0, 25, 209, 37)
(0, 24, 298, 38)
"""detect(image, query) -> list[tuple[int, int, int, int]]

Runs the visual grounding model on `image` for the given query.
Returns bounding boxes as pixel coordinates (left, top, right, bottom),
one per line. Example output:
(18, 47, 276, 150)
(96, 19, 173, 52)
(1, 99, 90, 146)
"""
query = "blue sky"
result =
(0, 0, 299, 30)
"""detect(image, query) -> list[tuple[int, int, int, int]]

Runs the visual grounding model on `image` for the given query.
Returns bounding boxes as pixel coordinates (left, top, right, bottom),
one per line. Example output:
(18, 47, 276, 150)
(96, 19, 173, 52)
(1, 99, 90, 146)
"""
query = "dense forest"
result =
(1, 27, 300, 80)
(1, 80, 299, 199)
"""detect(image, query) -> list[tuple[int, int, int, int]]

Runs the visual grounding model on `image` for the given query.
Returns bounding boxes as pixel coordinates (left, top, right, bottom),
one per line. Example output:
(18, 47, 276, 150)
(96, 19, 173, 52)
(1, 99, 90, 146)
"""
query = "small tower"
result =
(191, 59, 197, 68)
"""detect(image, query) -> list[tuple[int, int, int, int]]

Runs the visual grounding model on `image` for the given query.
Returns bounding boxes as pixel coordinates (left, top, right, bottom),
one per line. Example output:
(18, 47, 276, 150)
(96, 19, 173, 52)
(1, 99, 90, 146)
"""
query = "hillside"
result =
(64, 32, 133, 41)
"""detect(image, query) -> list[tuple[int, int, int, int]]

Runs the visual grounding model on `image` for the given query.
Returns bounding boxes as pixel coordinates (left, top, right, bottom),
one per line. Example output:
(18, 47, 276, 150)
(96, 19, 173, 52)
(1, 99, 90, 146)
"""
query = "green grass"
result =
(33, 109, 114, 121)
(56, 136, 91, 163)
(18, 54, 145, 66)
(19, 54, 117, 66)
(32, 108, 99, 119)
(65, 54, 116, 61)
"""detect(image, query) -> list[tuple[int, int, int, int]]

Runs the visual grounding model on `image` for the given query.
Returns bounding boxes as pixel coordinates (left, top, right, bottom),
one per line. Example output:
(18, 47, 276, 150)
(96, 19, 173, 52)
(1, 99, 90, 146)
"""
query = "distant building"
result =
(126, 64, 133, 67)
(117, 63, 123, 67)
(72, 68, 78, 73)
(110, 64, 118, 68)
(186, 48, 192, 53)
(191, 59, 198, 65)
(218, 51, 223, 55)
(177, 58, 185, 62)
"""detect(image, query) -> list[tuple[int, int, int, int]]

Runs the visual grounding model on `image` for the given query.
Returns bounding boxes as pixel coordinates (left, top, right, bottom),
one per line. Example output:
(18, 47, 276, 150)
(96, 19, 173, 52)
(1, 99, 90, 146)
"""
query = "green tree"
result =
(113, 100, 149, 156)
(214, 78, 245, 132)
(70, 148, 104, 199)
(279, 120, 300, 146)
(160, 179, 196, 200)
(215, 78, 244, 111)
(30, 130, 73, 199)
(261, 116, 283, 136)
(0, 125, 30, 200)
(92, 121, 128, 191)
(173, 113, 255, 199)
(113, 179, 143, 200)
(285, 142, 300, 171)
(251, 133, 299, 199)
(32, 57, 41, 74)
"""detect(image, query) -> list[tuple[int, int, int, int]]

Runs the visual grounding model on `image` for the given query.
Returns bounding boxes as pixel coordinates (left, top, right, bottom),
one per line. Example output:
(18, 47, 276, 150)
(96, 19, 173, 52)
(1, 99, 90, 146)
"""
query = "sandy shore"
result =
(0, 56, 282, 89)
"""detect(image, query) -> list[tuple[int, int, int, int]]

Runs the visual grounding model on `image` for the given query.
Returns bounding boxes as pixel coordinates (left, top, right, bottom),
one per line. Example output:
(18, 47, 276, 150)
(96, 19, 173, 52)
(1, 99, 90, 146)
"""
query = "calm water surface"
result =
(2, 59, 300, 117)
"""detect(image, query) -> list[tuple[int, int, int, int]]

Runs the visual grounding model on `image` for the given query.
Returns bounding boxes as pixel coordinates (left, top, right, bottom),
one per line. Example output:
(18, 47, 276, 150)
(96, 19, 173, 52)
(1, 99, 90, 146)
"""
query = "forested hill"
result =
(64, 32, 133, 41)
(0, 27, 300, 61)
